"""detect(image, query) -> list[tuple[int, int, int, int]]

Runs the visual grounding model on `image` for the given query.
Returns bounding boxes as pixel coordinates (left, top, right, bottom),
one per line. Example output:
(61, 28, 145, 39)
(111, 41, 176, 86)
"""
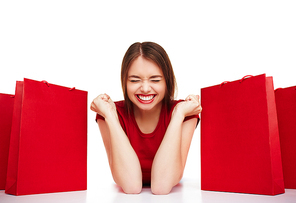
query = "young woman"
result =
(90, 42, 202, 195)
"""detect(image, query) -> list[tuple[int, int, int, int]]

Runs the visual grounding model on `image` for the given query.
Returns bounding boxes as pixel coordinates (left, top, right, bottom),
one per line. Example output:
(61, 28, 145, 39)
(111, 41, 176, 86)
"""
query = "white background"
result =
(0, 0, 296, 202)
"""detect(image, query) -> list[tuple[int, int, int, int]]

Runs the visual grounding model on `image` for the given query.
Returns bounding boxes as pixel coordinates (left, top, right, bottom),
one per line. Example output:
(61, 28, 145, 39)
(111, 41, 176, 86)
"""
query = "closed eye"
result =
(130, 80, 141, 83)
(150, 75, 162, 82)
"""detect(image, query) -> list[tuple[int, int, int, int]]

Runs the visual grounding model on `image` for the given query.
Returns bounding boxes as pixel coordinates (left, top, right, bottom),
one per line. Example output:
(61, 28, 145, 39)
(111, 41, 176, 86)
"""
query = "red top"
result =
(96, 100, 199, 184)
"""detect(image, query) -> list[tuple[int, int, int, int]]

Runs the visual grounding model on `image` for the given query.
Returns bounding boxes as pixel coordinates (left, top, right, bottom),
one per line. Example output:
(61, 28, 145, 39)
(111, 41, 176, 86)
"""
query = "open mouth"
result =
(136, 94, 156, 104)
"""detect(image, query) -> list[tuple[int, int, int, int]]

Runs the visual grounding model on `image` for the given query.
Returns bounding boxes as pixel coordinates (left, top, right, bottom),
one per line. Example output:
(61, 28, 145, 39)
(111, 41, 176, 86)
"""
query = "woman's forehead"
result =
(128, 56, 163, 76)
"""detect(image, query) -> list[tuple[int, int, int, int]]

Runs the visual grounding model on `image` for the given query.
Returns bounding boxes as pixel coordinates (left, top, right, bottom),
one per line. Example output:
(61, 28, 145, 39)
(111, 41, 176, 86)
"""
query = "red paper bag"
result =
(5, 78, 87, 195)
(0, 93, 14, 189)
(275, 85, 296, 189)
(201, 74, 284, 195)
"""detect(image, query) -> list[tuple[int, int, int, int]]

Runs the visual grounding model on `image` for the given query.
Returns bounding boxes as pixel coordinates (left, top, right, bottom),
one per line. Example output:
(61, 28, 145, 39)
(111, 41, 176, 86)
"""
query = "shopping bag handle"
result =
(220, 81, 230, 88)
(42, 80, 76, 91)
(220, 75, 253, 88)
(42, 80, 50, 87)
(240, 75, 253, 83)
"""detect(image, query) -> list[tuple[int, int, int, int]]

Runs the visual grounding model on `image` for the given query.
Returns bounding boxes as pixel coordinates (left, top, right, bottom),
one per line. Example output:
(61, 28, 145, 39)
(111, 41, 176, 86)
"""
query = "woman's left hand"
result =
(173, 95, 202, 118)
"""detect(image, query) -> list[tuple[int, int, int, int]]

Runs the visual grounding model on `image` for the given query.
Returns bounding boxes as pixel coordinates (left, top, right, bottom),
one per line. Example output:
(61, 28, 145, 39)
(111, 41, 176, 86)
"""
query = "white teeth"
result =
(138, 95, 154, 101)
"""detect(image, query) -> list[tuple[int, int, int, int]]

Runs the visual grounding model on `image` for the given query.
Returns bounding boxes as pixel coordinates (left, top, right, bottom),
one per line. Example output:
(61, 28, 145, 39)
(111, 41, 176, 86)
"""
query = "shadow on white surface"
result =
(111, 183, 186, 203)
(201, 189, 296, 203)
(0, 190, 87, 203)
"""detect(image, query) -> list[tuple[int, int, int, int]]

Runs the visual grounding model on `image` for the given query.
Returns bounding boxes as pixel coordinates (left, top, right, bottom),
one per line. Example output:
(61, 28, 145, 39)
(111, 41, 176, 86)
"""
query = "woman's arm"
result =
(91, 94, 142, 194)
(151, 95, 202, 195)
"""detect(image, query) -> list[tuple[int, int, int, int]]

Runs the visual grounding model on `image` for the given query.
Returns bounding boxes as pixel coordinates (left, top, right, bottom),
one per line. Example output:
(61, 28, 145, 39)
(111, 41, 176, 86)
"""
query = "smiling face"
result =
(127, 56, 166, 112)
(121, 42, 177, 114)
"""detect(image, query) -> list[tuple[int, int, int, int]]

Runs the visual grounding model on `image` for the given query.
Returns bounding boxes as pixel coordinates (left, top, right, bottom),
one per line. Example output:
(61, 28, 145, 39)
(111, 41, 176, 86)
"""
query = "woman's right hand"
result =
(90, 93, 117, 119)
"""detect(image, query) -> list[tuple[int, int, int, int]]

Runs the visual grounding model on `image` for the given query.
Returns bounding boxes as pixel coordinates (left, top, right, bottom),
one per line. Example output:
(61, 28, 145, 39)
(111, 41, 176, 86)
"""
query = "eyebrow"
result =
(128, 75, 140, 79)
(128, 75, 163, 79)
(150, 75, 163, 79)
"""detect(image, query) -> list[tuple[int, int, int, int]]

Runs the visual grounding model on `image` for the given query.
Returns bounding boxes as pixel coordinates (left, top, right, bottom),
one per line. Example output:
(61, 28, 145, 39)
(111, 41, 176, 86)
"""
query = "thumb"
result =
(196, 95, 200, 101)
(196, 95, 201, 105)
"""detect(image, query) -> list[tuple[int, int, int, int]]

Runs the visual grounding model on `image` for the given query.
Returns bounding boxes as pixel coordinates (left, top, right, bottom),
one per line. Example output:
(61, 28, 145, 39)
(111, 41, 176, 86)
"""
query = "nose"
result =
(140, 81, 151, 93)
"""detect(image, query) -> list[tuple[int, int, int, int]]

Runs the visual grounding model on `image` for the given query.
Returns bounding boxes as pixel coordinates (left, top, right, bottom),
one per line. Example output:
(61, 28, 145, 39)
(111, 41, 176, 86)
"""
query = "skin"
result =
(127, 56, 166, 134)
(90, 56, 202, 195)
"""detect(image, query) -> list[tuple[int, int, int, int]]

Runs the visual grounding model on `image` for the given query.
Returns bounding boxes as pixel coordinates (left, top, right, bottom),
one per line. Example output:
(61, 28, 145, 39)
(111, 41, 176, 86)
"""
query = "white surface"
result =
(1, 0, 296, 202)
(1, 180, 296, 203)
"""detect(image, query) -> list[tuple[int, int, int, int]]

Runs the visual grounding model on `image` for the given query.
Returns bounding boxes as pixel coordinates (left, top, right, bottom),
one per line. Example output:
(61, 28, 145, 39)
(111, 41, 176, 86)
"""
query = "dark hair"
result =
(121, 42, 177, 114)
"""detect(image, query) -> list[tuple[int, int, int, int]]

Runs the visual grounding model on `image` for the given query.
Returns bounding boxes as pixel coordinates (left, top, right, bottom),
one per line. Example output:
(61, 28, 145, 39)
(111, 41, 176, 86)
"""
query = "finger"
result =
(192, 95, 199, 102)
(97, 94, 105, 101)
(90, 105, 95, 112)
(107, 96, 113, 103)
(90, 101, 95, 109)
(100, 94, 109, 102)
(185, 94, 197, 102)
(102, 94, 112, 102)
(185, 95, 192, 101)
(90, 102, 97, 111)
(104, 93, 110, 100)
(196, 95, 200, 104)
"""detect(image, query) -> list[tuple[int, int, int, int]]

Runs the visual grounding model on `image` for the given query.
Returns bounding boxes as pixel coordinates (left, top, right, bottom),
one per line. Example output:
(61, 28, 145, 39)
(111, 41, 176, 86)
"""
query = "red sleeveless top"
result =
(96, 100, 199, 184)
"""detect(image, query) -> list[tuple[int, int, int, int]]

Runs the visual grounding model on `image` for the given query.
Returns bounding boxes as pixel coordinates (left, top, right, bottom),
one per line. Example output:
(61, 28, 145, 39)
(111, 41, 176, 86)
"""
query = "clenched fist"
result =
(173, 95, 202, 119)
(90, 93, 117, 119)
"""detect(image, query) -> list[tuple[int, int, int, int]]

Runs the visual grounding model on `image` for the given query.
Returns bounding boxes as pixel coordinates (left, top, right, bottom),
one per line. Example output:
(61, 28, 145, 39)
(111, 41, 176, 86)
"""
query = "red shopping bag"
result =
(201, 74, 284, 195)
(0, 93, 14, 189)
(275, 85, 296, 189)
(5, 78, 87, 195)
